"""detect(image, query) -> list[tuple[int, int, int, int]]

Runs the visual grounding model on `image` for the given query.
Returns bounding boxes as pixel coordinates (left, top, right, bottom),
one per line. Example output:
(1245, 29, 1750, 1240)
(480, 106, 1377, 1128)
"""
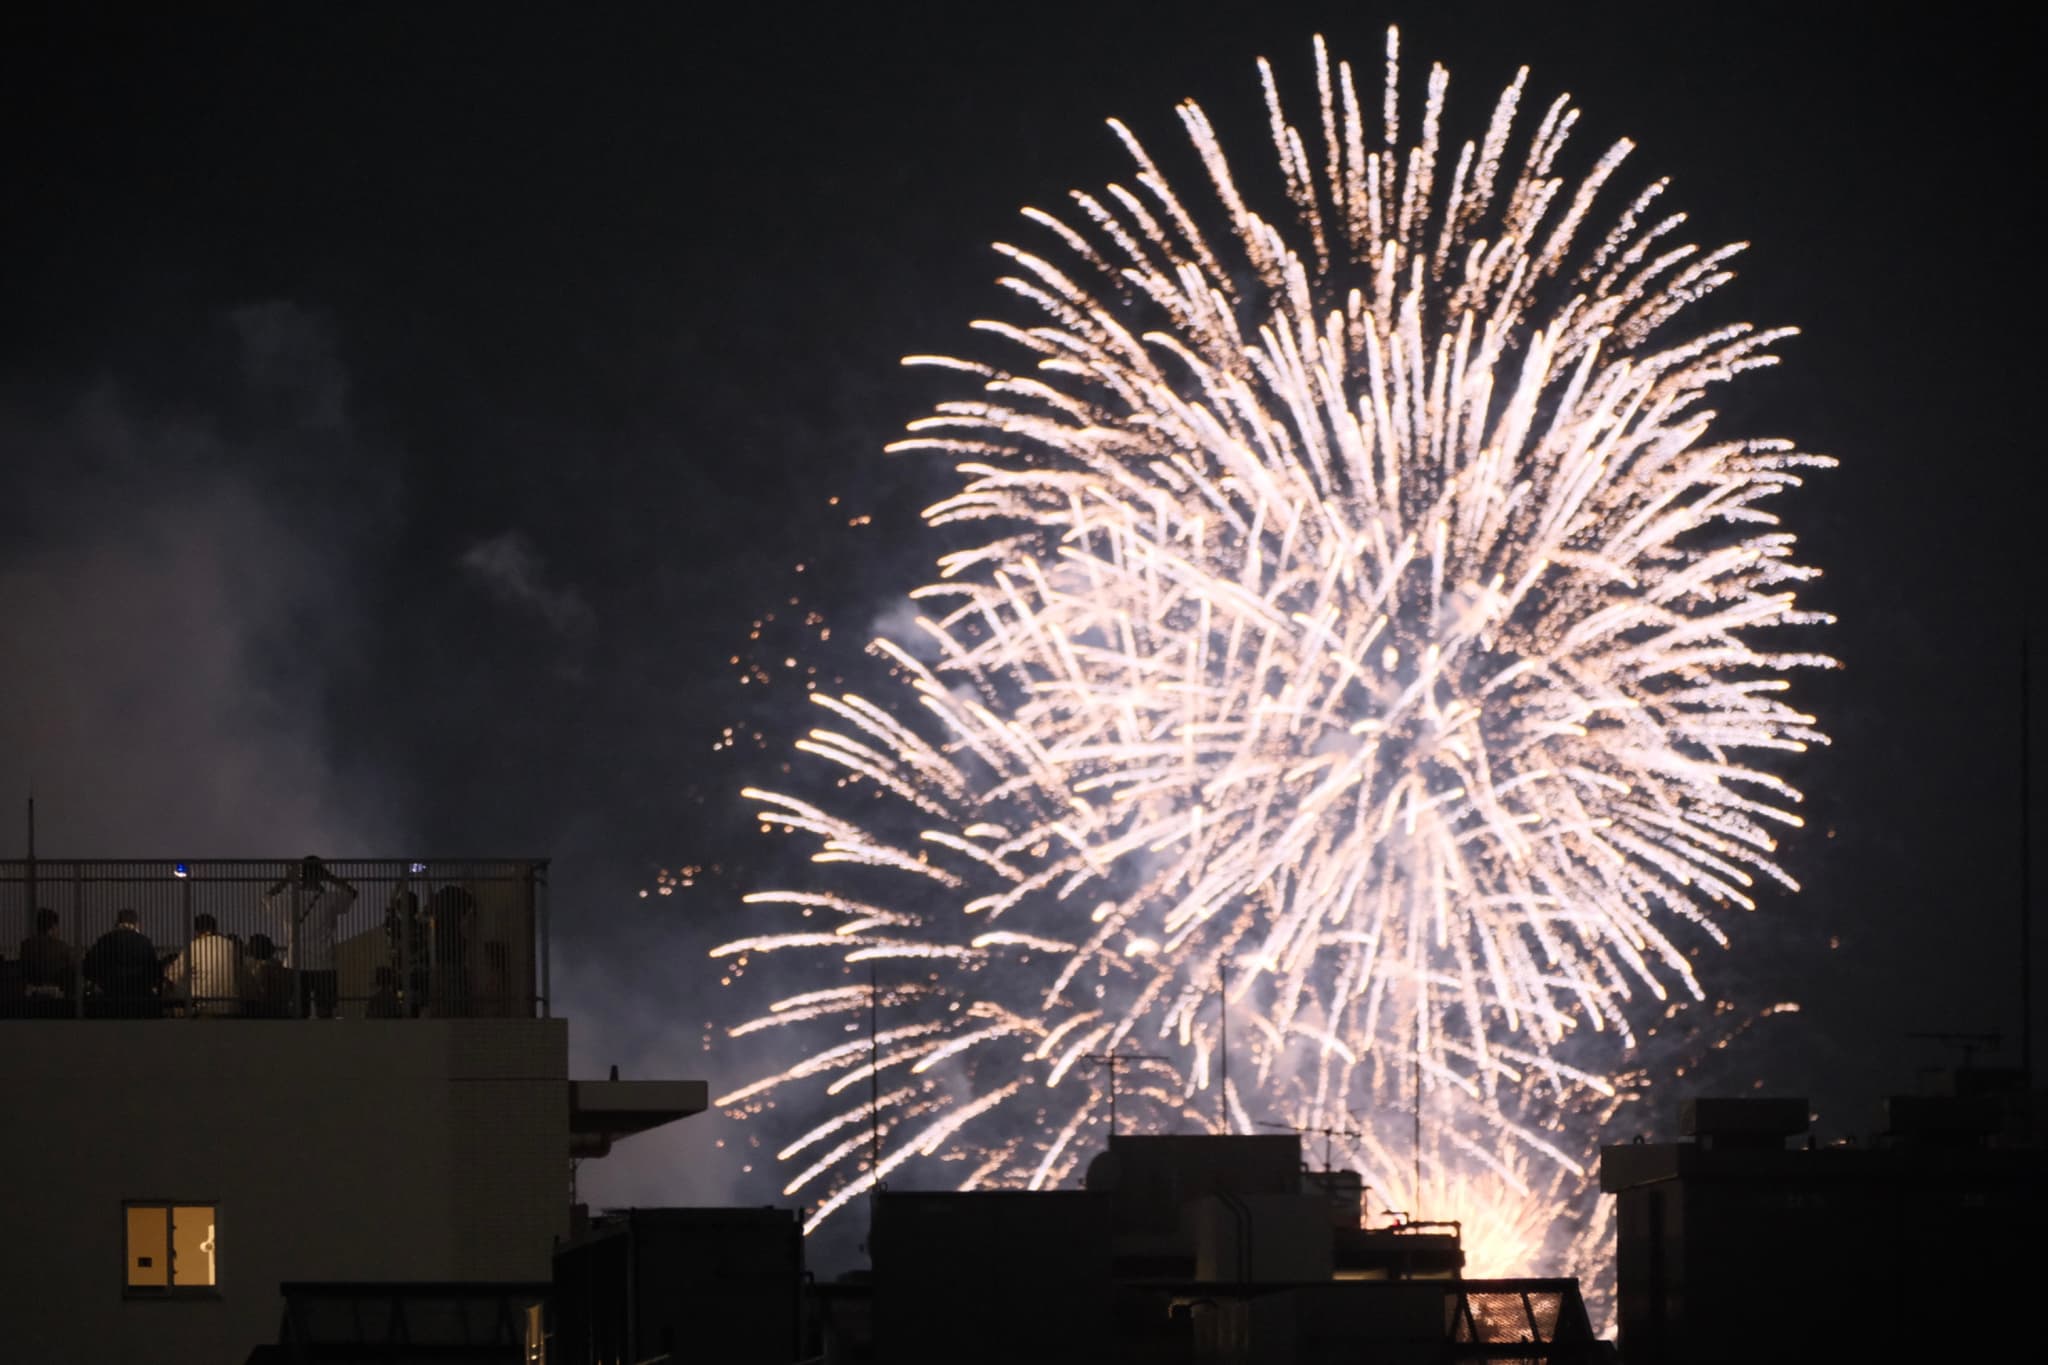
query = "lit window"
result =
(125, 1202, 217, 1296)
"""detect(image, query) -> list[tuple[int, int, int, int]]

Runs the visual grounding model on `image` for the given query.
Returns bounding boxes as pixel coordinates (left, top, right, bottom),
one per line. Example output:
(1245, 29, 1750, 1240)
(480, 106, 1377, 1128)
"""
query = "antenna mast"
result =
(24, 796, 35, 927)
(1258, 1117, 1364, 1171)
(1217, 956, 1231, 1133)
(1412, 1049, 1423, 1210)
(1085, 1050, 1167, 1136)
(2024, 632, 2034, 1082)
(869, 963, 882, 1187)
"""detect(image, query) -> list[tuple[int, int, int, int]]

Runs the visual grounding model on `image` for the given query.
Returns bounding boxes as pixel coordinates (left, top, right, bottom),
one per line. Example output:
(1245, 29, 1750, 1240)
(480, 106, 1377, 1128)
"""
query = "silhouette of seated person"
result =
(166, 913, 242, 1016)
(18, 909, 77, 1013)
(239, 934, 294, 1018)
(83, 909, 161, 1017)
(365, 966, 404, 1018)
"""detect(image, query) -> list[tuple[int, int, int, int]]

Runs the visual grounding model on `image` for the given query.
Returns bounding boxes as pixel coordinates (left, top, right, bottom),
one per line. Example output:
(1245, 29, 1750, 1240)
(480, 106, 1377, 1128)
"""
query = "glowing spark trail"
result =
(714, 30, 1831, 1254)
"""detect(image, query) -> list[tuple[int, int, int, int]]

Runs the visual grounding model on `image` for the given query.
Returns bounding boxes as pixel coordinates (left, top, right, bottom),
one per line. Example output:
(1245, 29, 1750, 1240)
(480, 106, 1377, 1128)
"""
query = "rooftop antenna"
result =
(1412, 1048, 1423, 1211)
(24, 795, 35, 927)
(1257, 1116, 1365, 1172)
(869, 962, 882, 1192)
(1906, 1030, 2003, 1071)
(1217, 956, 1232, 1133)
(1084, 1049, 1167, 1136)
(861, 961, 884, 1267)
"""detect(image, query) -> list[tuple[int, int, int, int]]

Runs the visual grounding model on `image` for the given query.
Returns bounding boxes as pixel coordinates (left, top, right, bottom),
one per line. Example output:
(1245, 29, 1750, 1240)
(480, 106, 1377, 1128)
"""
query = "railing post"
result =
(397, 867, 413, 1018)
(290, 876, 305, 1021)
(23, 814, 35, 977)
(181, 870, 195, 1019)
(425, 876, 440, 1019)
(71, 867, 84, 1020)
(534, 863, 550, 1019)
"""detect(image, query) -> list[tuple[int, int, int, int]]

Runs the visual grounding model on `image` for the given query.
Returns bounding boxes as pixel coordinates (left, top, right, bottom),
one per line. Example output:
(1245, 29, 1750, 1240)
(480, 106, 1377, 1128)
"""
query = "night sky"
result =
(2, 4, 2038, 1215)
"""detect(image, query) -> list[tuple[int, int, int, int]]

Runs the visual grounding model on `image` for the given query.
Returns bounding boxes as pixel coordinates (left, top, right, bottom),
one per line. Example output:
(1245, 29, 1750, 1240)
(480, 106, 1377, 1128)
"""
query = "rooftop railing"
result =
(0, 858, 549, 1020)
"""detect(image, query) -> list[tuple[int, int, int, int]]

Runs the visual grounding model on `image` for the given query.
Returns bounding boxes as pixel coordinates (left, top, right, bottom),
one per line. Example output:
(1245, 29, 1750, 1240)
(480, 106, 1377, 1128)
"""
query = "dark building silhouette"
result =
(1601, 1082, 2048, 1364)
(816, 1133, 1601, 1365)
(551, 1207, 806, 1365)
(872, 1191, 1116, 1365)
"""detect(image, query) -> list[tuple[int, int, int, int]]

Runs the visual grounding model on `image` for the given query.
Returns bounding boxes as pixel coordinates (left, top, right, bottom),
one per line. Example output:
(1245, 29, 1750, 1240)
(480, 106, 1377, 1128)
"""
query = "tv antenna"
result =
(1411, 1048, 1424, 1209)
(1906, 1030, 2003, 1069)
(1083, 1049, 1167, 1136)
(1257, 1116, 1365, 1173)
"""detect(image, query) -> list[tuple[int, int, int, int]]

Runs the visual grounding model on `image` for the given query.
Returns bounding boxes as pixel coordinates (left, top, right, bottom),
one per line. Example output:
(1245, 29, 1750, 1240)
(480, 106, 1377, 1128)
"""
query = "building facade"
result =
(1, 1018, 571, 1361)
(0, 857, 700, 1365)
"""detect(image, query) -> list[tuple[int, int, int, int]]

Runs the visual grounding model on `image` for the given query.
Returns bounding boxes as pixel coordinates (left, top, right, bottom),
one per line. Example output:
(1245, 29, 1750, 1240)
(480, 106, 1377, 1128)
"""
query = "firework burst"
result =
(714, 29, 1831, 1247)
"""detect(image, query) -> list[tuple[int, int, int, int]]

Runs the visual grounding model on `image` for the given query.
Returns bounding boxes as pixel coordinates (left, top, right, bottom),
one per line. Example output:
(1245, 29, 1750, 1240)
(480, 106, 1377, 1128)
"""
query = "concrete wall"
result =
(0, 1018, 568, 1363)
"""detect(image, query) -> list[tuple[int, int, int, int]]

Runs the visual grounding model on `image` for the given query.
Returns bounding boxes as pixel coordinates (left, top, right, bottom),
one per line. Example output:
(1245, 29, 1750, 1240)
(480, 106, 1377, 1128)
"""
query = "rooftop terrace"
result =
(1, 858, 549, 1020)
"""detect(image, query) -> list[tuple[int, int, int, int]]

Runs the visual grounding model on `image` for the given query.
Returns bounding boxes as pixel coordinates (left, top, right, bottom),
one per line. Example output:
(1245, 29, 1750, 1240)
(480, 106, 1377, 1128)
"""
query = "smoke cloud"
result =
(0, 304, 382, 856)
(460, 530, 596, 637)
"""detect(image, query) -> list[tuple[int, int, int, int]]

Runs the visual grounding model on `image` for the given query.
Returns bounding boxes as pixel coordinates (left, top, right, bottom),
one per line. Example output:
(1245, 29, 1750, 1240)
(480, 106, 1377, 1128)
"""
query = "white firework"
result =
(715, 29, 1831, 1241)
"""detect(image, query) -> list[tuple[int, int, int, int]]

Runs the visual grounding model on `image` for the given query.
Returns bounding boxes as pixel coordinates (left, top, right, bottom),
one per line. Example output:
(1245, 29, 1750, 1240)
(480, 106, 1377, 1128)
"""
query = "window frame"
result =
(121, 1199, 222, 1300)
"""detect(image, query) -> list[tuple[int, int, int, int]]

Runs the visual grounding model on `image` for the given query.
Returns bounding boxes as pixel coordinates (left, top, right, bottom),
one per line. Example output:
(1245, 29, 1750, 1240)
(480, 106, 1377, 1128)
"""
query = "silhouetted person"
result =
(167, 913, 241, 1016)
(365, 966, 403, 1018)
(240, 934, 292, 1018)
(264, 856, 357, 1018)
(427, 885, 475, 1016)
(384, 888, 428, 1016)
(83, 909, 159, 1016)
(18, 909, 76, 1004)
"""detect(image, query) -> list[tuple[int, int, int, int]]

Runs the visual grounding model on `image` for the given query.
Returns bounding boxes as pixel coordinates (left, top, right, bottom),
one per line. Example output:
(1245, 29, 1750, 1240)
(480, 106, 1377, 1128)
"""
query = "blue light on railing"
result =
(172, 863, 190, 879)
(408, 862, 428, 875)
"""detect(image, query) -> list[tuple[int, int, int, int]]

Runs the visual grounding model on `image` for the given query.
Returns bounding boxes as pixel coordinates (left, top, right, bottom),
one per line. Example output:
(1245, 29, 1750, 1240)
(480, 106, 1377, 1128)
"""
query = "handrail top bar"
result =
(0, 858, 550, 866)
(1, 858, 549, 881)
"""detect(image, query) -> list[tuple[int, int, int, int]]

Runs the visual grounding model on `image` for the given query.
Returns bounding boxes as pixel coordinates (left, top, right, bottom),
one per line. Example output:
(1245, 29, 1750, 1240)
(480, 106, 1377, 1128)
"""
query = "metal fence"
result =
(0, 859, 549, 1020)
